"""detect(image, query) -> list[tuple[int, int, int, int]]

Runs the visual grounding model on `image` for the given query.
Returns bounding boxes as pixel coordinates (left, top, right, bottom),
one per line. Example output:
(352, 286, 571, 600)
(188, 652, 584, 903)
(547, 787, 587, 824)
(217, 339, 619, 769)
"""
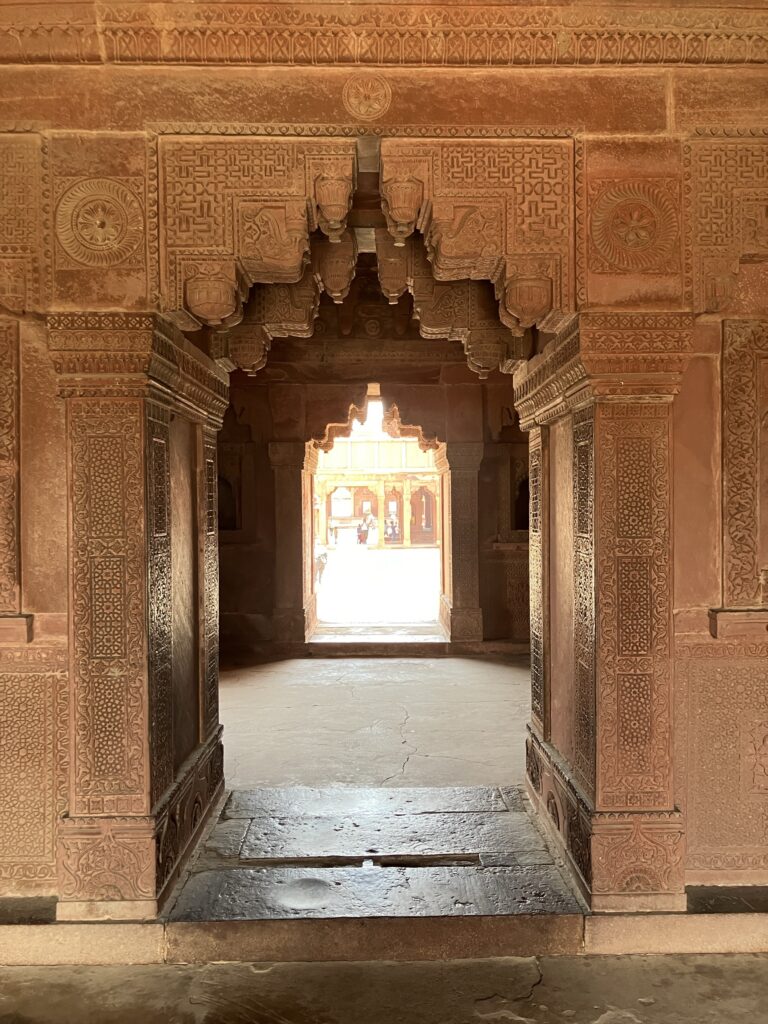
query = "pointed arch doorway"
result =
(308, 385, 447, 643)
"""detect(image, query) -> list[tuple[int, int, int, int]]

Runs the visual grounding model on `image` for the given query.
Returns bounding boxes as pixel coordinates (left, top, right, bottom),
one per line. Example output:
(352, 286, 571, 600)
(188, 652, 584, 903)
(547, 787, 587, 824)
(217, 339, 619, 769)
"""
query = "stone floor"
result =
(166, 785, 583, 922)
(219, 656, 528, 789)
(1, 955, 767, 1022)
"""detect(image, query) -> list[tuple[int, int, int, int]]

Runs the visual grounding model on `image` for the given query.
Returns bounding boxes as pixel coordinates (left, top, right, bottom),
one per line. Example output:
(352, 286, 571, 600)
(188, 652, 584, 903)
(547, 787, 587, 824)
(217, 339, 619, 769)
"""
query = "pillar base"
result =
(272, 608, 308, 643)
(525, 729, 686, 914)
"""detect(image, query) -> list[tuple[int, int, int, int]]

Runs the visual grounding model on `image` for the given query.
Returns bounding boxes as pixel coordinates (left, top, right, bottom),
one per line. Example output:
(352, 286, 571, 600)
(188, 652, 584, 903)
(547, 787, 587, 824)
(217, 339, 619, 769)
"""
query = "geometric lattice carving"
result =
(679, 642, 768, 876)
(573, 409, 595, 795)
(70, 399, 148, 817)
(200, 431, 220, 737)
(596, 403, 672, 811)
(685, 140, 768, 312)
(158, 137, 356, 330)
(528, 435, 545, 728)
(380, 138, 573, 342)
(722, 321, 768, 607)
(0, 319, 19, 612)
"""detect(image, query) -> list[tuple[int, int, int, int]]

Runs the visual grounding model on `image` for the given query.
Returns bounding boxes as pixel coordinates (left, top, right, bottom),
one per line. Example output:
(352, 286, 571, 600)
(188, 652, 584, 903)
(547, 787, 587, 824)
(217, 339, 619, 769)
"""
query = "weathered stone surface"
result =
(238, 811, 547, 863)
(169, 863, 582, 921)
(1, 955, 768, 1021)
(224, 786, 509, 819)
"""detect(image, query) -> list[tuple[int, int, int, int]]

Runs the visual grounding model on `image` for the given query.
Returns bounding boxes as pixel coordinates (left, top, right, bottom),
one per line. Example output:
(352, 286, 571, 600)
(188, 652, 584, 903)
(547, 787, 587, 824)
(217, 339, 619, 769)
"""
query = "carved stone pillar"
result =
(402, 478, 412, 546)
(269, 441, 314, 643)
(47, 314, 228, 920)
(514, 312, 692, 912)
(437, 443, 484, 642)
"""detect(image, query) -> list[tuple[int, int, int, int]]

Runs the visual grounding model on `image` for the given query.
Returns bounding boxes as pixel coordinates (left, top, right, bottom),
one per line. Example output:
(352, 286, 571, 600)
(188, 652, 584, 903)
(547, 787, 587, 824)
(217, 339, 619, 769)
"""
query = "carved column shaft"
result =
(514, 313, 689, 912)
(48, 314, 228, 920)
(439, 442, 484, 642)
(269, 441, 312, 643)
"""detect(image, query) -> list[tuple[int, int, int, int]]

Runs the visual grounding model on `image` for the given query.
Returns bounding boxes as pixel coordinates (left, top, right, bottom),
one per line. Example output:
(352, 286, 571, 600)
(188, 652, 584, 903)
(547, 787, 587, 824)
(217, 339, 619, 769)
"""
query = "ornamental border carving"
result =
(595, 402, 673, 812)
(0, 319, 19, 613)
(722, 320, 768, 607)
(3, 5, 767, 67)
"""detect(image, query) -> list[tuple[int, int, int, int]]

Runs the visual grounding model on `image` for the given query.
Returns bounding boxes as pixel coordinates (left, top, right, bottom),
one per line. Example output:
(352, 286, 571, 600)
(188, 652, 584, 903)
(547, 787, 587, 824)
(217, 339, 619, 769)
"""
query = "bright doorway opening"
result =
(309, 388, 446, 642)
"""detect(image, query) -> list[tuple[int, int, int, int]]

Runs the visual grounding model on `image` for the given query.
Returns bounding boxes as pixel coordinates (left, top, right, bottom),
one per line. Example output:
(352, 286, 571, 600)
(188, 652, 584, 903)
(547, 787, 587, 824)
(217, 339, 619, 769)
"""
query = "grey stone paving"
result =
(1, 955, 767, 1022)
(167, 785, 583, 922)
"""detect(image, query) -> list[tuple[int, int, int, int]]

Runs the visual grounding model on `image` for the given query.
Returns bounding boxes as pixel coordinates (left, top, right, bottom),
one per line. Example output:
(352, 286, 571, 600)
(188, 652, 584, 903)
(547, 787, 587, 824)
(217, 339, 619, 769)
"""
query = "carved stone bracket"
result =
(380, 139, 574, 336)
(216, 268, 321, 375)
(159, 137, 356, 330)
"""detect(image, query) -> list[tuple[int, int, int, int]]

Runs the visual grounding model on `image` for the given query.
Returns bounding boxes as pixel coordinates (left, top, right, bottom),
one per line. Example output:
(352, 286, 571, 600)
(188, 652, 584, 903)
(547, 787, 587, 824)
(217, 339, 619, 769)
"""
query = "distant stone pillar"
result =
(514, 312, 692, 913)
(269, 441, 314, 642)
(376, 479, 387, 548)
(402, 478, 412, 546)
(48, 313, 227, 921)
(438, 442, 484, 642)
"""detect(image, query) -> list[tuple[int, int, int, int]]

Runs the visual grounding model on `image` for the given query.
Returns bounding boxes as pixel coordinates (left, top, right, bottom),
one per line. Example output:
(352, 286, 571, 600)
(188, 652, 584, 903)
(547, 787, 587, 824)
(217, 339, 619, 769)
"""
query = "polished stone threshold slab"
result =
(168, 864, 582, 922)
(223, 786, 522, 819)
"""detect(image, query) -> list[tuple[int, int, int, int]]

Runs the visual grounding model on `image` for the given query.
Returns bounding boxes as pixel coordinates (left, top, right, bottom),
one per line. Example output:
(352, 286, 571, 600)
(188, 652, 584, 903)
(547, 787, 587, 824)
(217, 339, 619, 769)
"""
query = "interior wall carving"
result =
(722, 320, 768, 608)
(380, 138, 573, 341)
(0, 319, 20, 615)
(3, 6, 767, 68)
(158, 136, 357, 330)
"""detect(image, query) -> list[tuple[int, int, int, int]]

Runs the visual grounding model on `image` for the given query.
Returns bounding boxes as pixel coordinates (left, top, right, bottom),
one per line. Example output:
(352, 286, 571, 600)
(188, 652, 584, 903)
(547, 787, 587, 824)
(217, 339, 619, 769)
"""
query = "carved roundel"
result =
(590, 181, 679, 273)
(55, 178, 144, 267)
(342, 73, 392, 121)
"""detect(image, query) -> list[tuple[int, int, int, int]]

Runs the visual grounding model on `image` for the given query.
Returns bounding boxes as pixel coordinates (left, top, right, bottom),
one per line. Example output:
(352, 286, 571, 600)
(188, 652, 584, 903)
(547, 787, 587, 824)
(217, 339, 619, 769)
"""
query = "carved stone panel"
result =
(595, 404, 673, 812)
(685, 140, 768, 314)
(0, 648, 67, 893)
(49, 134, 150, 311)
(380, 138, 573, 329)
(722, 321, 768, 607)
(678, 641, 768, 879)
(68, 398, 149, 817)
(158, 137, 356, 329)
(147, 404, 173, 807)
(0, 134, 42, 313)
(200, 429, 220, 738)
(0, 319, 20, 613)
(572, 408, 595, 798)
(528, 435, 545, 731)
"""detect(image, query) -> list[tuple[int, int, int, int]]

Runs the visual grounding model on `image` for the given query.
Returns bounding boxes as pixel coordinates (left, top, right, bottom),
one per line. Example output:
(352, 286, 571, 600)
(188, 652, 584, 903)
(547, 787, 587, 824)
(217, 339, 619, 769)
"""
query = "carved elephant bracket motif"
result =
(380, 139, 574, 339)
(158, 137, 357, 330)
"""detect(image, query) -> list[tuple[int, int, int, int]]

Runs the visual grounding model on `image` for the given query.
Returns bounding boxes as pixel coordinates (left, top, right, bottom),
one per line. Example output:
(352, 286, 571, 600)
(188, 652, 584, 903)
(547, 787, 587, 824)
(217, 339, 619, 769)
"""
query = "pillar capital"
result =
(442, 441, 485, 472)
(46, 312, 229, 427)
(513, 312, 694, 431)
(268, 439, 311, 469)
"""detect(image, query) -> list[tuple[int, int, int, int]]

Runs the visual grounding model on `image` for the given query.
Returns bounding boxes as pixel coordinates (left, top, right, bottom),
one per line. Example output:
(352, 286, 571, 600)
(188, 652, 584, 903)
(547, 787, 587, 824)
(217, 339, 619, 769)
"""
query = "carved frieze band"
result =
(0, 319, 20, 613)
(4, 6, 768, 66)
(68, 398, 149, 817)
(595, 403, 673, 812)
(722, 320, 768, 607)
(0, 134, 41, 314)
